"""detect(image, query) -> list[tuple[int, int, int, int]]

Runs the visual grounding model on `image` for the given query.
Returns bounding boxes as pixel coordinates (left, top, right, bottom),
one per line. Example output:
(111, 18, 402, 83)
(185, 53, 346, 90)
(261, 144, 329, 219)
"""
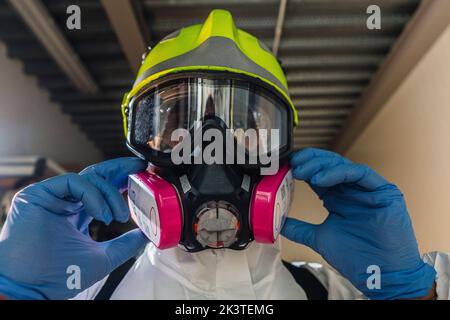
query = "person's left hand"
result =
(282, 148, 436, 299)
(0, 158, 149, 300)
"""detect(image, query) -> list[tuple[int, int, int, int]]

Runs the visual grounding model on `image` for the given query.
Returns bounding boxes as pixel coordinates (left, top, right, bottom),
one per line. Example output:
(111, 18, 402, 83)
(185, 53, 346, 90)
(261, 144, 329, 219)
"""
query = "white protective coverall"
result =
(73, 241, 450, 300)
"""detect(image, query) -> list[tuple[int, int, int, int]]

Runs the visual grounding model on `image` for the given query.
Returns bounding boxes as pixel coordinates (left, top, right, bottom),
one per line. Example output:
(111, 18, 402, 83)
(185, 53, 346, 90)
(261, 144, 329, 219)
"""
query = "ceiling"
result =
(0, 0, 421, 159)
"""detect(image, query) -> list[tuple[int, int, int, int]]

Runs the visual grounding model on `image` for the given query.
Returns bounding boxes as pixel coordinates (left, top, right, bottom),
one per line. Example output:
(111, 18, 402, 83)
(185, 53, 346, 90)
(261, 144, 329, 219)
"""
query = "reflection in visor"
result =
(132, 77, 288, 156)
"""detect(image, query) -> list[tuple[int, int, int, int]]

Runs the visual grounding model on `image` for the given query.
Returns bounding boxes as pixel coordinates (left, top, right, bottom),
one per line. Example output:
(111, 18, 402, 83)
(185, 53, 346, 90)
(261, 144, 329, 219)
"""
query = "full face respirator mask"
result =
(123, 72, 295, 252)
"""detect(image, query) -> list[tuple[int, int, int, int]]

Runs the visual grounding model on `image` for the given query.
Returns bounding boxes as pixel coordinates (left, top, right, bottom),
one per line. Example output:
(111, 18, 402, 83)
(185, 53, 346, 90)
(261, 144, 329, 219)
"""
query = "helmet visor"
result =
(128, 74, 291, 161)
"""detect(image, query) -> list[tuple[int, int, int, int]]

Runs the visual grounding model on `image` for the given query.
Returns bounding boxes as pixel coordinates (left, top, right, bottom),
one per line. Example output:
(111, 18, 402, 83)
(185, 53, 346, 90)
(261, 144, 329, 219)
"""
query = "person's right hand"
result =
(282, 148, 436, 299)
(0, 158, 149, 300)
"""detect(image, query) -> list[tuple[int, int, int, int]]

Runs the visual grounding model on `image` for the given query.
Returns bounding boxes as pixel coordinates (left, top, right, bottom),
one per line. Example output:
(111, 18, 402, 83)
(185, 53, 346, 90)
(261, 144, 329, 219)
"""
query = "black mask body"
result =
(156, 118, 262, 252)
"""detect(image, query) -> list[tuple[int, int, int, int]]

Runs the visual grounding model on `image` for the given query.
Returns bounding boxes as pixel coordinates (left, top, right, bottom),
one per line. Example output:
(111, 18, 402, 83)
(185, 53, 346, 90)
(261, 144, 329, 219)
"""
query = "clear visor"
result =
(130, 76, 289, 156)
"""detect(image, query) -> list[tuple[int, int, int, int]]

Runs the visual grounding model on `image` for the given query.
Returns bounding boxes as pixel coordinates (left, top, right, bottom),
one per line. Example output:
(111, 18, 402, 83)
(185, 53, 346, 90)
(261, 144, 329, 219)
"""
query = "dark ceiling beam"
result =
(62, 104, 121, 114)
(79, 123, 124, 133)
(273, 36, 396, 53)
(292, 97, 357, 108)
(72, 115, 122, 125)
(294, 127, 340, 136)
(8, 0, 98, 94)
(287, 71, 372, 83)
(272, 0, 287, 57)
(289, 85, 364, 96)
(300, 108, 351, 118)
(293, 143, 329, 151)
(143, 0, 417, 10)
(332, 0, 450, 153)
(282, 55, 384, 68)
(295, 136, 334, 144)
(101, 0, 148, 73)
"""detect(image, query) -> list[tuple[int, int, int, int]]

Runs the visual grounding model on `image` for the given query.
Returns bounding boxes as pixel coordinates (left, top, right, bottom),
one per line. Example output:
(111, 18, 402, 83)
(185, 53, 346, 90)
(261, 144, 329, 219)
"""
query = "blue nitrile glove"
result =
(0, 158, 149, 300)
(282, 148, 436, 299)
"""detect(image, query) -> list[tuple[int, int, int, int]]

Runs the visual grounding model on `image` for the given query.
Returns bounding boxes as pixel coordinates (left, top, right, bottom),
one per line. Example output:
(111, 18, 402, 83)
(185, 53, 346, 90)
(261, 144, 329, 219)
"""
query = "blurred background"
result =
(0, 0, 449, 263)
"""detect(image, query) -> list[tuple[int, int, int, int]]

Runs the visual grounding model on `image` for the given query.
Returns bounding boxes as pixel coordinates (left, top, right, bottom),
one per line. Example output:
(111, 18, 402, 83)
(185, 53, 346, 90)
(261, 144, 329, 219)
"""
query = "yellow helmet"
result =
(122, 9, 296, 166)
(122, 9, 297, 134)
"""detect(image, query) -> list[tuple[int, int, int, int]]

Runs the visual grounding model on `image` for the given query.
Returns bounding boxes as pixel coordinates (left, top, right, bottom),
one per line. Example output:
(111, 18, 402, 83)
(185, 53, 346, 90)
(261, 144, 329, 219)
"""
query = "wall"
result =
(281, 181, 329, 264)
(0, 42, 102, 168)
(346, 24, 450, 255)
(282, 24, 450, 262)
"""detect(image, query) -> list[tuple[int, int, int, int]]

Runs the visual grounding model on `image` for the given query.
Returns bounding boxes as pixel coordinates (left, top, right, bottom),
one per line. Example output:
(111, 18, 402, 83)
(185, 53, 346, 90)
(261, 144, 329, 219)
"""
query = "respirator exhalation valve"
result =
(194, 201, 240, 249)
